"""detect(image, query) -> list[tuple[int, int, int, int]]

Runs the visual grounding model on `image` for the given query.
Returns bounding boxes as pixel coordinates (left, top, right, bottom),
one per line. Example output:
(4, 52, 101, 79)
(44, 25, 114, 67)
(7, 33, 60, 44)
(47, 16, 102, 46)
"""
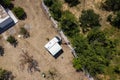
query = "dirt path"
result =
(0, 0, 88, 80)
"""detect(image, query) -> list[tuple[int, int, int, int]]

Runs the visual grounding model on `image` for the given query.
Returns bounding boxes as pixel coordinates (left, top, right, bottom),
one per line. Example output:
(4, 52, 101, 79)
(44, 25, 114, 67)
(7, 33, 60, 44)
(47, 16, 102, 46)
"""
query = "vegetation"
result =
(43, 0, 120, 79)
(7, 36, 17, 47)
(0, 0, 13, 8)
(0, 46, 4, 56)
(107, 11, 120, 29)
(0, 68, 14, 80)
(50, 1, 62, 21)
(114, 65, 120, 74)
(103, 0, 120, 11)
(111, 12, 120, 29)
(43, 0, 56, 7)
(73, 58, 82, 71)
(64, 0, 80, 7)
(20, 27, 30, 38)
(44, 0, 62, 21)
(72, 28, 117, 76)
(60, 11, 79, 37)
(79, 9, 100, 28)
(12, 7, 26, 20)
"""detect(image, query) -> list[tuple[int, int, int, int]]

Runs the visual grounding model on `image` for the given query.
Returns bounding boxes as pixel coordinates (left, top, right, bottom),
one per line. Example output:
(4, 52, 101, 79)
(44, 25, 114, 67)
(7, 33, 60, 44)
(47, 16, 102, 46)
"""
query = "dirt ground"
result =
(0, 0, 88, 80)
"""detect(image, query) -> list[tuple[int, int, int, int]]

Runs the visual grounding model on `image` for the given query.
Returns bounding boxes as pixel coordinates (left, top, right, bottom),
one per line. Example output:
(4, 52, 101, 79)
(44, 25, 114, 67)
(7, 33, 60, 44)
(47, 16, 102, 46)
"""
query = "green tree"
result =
(114, 65, 120, 74)
(111, 11, 120, 28)
(87, 28, 106, 44)
(107, 14, 112, 22)
(60, 11, 79, 37)
(12, 7, 26, 20)
(71, 35, 88, 54)
(64, 0, 80, 7)
(79, 9, 100, 28)
(0, 68, 14, 80)
(73, 58, 82, 71)
(43, 0, 56, 7)
(103, 0, 120, 11)
(0, 0, 12, 8)
(20, 27, 30, 38)
(50, 1, 62, 21)
(7, 36, 17, 47)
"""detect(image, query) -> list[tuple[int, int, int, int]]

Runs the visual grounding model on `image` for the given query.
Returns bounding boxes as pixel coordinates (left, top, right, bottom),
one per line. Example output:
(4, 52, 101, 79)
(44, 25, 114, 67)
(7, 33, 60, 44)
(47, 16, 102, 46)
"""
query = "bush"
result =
(64, 0, 80, 7)
(20, 27, 30, 38)
(111, 11, 120, 28)
(50, 1, 62, 21)
(60, 11, 79, 37)
(79, 9, 100, 28)
(72, 29, 116, 76)
(73, 58, 82, 71)
(87, 28, 106, 44)
(43, 0, 56, 7)
(0, 68, 14, 80)
(103, 0, 120, 11)
(12, 7, 26, 20)
(7, 36, 17, 47)
(107, 14, 112, 22)
(0, 0, 12, 8)
(114, 66, 120, 74)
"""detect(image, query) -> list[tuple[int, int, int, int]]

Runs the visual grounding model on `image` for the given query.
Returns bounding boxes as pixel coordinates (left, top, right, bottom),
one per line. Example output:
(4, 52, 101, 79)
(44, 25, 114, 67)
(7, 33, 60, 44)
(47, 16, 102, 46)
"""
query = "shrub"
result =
(103, 0, 120, 11)
(7, 36, 17, 47)
(0, 68, 14, 80)
(60, 11, 79, 37)
(50, 1, 62, 21)
(12, 7, 26, 20)
(0, 0, 12, 8)
(114, 65, 120, 74)
(64, 0, 80, 7)
(73, 58, 82, 71)
(79, 9, 100, 28)
(20, 27, 29, 38)
(43, 0, 56, 7)
(111, 11, 120, 28)
(107, 14, 112, 22)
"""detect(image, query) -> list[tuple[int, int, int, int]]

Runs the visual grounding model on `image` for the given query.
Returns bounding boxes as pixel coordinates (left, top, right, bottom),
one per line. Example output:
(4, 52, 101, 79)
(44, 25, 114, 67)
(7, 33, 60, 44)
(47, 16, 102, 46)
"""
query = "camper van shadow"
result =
(54, 49, 63, 59)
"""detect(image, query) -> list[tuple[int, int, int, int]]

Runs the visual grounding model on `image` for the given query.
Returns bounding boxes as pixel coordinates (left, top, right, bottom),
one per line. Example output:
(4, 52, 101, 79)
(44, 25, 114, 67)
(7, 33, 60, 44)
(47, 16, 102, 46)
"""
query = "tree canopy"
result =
(0, 68, 14, 80)
(0, 0, 12, 8)
(111, 11, 120, 29)
(64, 0, 80, 7)
(79, 9, 100, 28)
(72, 29, 117, 76)
(60, 11, 79, 37)
(7, 36, 17, 47)
(12, 7, 26, 20)
(50, 1, 62, 21)
(103, 0, 120, 11)
(43, 0, 56, 7)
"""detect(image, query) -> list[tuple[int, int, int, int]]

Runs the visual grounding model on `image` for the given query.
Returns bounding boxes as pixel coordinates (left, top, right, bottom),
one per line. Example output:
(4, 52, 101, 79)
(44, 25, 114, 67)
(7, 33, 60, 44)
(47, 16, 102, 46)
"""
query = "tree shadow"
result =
(19, 12, 27, 20)
(69, 0, 80, 7)
(0, 46, 4, 56)
(19, 51, 40, 73)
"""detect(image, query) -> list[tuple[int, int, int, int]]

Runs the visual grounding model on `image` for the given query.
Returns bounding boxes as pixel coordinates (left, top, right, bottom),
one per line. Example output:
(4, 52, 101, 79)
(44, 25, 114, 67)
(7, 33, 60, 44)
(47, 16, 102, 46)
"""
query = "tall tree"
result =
(60, 11, 79, 37)
(79, 9, 100, 28)
(103, 0, 120, 11)
(64, 0, 80, 7)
